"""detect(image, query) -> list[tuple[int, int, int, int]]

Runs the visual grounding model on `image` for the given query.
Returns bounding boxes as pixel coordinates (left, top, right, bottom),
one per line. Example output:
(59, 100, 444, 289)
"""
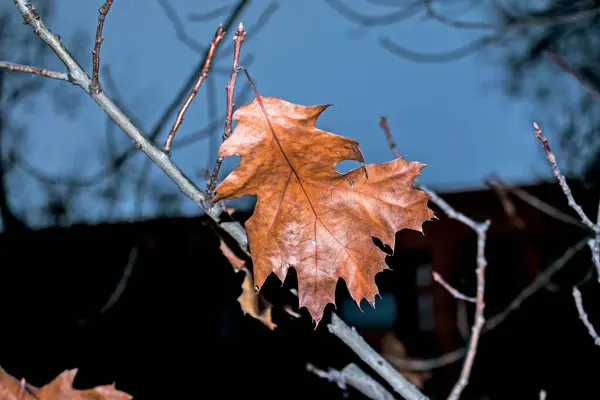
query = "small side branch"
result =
(0, 61, 69, 81)
(572, 286, 600, 346)
(306, 362, 395, 400)
(206, 22, 247, 195)
(448, 221, 490, 400)
(328, 314, 429, 400)
(532, 122, 600, 281)
(432, 271, 475, 303)
(532, 122, 595, 230)
(91, 0, 115, 94)
(163, 25, 226, 155)
(10, 0, 248, 248)
(379, 116, 490, 399)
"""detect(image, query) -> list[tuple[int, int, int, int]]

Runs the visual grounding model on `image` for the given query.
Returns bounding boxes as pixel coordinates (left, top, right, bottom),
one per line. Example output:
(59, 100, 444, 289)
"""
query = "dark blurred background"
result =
(1, 1, 600, 399)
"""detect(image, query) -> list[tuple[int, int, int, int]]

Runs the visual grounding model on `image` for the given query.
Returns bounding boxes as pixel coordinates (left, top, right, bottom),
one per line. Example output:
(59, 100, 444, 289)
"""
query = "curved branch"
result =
(325, 0, 423, 27)
(424, 0, 600, 31)
(379, 34, 499, 63)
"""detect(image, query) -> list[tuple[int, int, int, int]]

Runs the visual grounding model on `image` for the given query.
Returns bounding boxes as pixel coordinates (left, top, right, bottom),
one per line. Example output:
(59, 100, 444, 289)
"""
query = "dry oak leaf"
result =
(213, 96, 434, 324)
(219, 239, 277, 330)
(0, 366, 132, 400)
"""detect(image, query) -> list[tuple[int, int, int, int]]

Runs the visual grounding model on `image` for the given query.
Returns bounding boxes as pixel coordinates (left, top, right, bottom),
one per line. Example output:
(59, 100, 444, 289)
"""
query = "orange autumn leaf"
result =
(219, 239, 277, 330)
(213, 96, 434, 324)
(0, 367, 131, 400)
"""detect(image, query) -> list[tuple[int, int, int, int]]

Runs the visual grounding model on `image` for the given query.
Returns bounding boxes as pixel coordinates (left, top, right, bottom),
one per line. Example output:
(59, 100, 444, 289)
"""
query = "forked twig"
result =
(448, 221, 489, 400)
(384, 236, 588, 372)
(91, 0, 115, 94)
(206, 22, 247, 195)
(163, 26, 226, 155)
(380, 116, 490, 399)
(532, 122, 600, 284)
(7, 0, 249, 247)
(532, 123, 595, 230)
(328, 314, 428, 400)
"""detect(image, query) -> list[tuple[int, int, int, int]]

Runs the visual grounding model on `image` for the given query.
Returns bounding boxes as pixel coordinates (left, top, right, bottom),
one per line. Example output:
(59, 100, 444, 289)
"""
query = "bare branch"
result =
(91, 0, 115, 94)
(187, 5, 231, 23)
(10, 0, 248, 248)
(595, 206, 600, 284)
(424, 0, 600, 31)
(157, 0, 208, 53)
(432, 271, 476, 303)
(533, 122, 596, 230)
(484, 236, 589, 331)
(533, 122, 600, 282)
(306, 363, 395, 400)
(572, 286, 600, 346)
(325, 0, 422, 27)
(0, 61, 68, 81)
(379, 34, 498, 64)
(448, 220, 489, 400)
(385, 236, 589, 372)
(486, 175, 587, 229)
(380, 115, 490, 398)
(328, 314, 429, 400)
(547, 51, 600, 100)
(163, 25, 226, 154)
(486, 177, 526, 230)
(78, 246, 138, 325)
(206, 22, 247, 195)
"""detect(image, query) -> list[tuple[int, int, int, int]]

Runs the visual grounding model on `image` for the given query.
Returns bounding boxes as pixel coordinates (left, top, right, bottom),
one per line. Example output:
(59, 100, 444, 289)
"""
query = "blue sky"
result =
(9, 0, 567, 224)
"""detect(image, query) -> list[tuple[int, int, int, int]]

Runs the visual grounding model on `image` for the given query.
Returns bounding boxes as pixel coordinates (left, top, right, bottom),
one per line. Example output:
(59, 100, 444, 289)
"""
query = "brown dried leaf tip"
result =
(0, 366, 132, 400)
(214, 96, 434, 325)
(220, 239, 277, 330)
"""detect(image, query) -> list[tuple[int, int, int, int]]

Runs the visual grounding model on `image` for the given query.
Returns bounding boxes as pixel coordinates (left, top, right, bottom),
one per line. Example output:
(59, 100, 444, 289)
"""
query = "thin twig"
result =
(594, 204, 600, 283)
(533, 122, 600, 281)
(432, 271, 475, 303)
(78, 246, 138, 325)
(532, 122, 596, 230)
(485, 177, 526, 230)
(306, 363, 395, 400)
(0, 61, 69, 81)
(487, 175, 587, 229)
(548, 52, 600, 100)
(91, 0, 114, 94)
(380, 115, 489, 399)
(188, 5, 231, 23)
(10, 0, 248, 248)
(163, 26, 226, 155)
(485, 236, 589, 331)
(384, 236, 589, 372)
(424, 0, 600, 31)
(157, 0, 207, 53)
(328, 314, 429, 400)
(572, 286, 600, 346)
(206, 22, 246, 195)
(448, 220, 490, 400)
